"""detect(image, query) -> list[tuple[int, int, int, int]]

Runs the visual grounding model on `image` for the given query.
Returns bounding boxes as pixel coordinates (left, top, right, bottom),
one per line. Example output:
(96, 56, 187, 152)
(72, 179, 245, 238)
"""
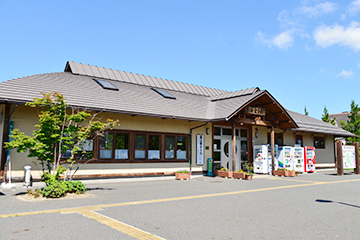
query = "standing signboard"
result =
(196, 134, 204, 165)
(342, 145, 356, 169)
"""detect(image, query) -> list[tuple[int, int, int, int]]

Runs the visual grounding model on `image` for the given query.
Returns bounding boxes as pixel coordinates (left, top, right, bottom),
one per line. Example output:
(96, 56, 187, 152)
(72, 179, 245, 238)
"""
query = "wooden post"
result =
(336, 140, 343, 176)
(354, 142, 360, 174)
(271, 126, 275, 175)
(232, 122, 236, 172)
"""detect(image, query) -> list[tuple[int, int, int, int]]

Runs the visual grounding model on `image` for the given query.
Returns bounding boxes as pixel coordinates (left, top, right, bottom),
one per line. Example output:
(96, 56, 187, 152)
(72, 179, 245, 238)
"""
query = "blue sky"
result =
(1, 0, 359, 120)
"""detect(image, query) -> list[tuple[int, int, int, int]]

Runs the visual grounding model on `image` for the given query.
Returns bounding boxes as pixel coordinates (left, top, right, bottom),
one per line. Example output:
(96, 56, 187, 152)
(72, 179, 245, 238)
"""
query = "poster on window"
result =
(342, 145, 355, 169)
(197, 134, 204, 165)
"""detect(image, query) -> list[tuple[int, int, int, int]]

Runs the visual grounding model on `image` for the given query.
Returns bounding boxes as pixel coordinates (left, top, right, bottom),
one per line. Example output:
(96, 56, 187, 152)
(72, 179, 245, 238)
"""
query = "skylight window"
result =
(94, 79, 119, 91)
(153, 88, 176, 99)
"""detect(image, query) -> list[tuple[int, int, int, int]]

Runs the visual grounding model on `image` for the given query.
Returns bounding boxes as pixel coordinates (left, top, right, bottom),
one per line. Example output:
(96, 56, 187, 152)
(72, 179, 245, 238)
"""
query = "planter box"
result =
(245, 174, 253, 180)
(218, 170, 233, 178)
(233, 172, 246, 179)
(274, 170, 285, 176)
(213, 169, 220, 176)
(284, 171, 297, 177)
(175, 172, 191, 180)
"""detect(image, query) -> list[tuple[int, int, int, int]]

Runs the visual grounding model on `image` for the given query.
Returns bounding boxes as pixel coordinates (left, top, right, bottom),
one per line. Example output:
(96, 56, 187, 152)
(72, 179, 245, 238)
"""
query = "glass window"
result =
(148, 135, 160, 159)
(214, 127, 221, 136)
(165, 136, 175, 159)
(222, 128, 232, 136)
(100, 134, 113, 159)
(135, 135, 146, 159)
(240, 129, 247, 138)
(214, 139, 221, 150)
(115, 133, 129, 159)
(314, 137, 325, 149)
(177, 136, 187, 159)
(213, 151, 220, 161)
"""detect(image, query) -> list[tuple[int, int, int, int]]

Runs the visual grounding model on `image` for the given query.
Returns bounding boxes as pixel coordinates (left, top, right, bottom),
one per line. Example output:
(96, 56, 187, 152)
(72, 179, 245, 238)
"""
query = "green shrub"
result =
(42, 182, 67, 198)
(64, 181, 87, 194)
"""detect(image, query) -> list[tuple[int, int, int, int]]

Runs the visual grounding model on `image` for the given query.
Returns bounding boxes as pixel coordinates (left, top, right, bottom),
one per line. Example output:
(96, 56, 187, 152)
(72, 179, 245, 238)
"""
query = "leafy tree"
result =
(304, 106, 309, 116)
(340, 100, 360, 144)
(5, 92, 119, 181)
(321, 106, 336, 126)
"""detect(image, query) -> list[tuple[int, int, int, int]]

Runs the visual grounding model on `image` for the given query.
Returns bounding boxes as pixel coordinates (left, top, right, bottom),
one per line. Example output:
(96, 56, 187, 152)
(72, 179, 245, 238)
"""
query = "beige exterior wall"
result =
(251, 126, 335, 165)
(4, 104, 213, 178)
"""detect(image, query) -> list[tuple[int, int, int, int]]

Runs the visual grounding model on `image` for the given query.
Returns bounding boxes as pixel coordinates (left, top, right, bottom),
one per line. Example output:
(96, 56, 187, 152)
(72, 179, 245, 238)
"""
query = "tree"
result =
(304, 106, 309, 116)
(340, 100, 360, 144)
(321, 106, 336, 126)
(5, 92, 118, 181)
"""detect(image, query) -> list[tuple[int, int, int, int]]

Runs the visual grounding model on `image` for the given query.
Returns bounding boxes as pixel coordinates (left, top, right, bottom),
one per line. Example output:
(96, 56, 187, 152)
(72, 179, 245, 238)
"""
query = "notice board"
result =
(343, 145, 356, 169)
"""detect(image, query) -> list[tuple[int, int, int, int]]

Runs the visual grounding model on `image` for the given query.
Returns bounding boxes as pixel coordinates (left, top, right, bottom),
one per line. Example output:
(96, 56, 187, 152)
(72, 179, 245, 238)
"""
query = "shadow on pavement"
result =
(86, 187, 115, 191)
(316, 199, 360, 209)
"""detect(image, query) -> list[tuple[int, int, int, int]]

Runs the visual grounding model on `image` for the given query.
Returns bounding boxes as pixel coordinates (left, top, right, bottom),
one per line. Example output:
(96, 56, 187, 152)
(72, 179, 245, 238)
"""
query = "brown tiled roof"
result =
(0, 61, 356, 137)
(288, 110, 356, 137)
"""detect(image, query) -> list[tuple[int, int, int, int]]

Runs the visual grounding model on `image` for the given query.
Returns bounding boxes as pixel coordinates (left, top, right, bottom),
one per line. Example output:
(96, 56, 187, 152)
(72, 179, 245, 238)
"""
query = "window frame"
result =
(95, 130, 189, 163)
(314, 136, 325, 149)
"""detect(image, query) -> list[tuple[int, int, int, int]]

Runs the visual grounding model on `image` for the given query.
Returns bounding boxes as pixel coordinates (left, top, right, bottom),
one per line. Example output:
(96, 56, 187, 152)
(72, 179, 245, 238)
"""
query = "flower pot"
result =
(233, 172, 246, 179)
(285, 171, 297, 177)
(274, 170, 285, 176)
(213, 169, 219, 176)
(175, 172, 191, 180)
(218, 170, 233, 178)
(246, 174, 252, 180)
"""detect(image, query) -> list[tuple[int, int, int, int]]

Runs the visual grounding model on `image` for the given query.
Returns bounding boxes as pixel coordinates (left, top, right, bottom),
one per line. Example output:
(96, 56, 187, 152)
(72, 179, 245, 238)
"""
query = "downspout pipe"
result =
(189, 122, 208, 172)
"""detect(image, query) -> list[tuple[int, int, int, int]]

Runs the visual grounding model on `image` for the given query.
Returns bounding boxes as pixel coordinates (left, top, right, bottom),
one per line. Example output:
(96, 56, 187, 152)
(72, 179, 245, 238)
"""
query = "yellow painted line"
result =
(267, 177, 325, 183)
(3, 178, 360, 219)
(76, 209, 164, 240)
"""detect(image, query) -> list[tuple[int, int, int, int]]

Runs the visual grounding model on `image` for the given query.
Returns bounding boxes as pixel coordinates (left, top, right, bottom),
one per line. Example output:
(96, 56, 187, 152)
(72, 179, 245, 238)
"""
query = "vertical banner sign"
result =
(5, 120, 14, 165)
(342, 145, 356, 169)
(196, 134, 204, 165)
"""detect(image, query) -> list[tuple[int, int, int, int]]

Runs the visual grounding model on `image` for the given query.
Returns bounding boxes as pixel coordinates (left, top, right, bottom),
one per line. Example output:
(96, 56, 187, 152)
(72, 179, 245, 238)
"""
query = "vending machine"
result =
(292, 147, 304, 173)
(277, 146, 293, 170)
(304, 146, 316, 172)
(267, 144, 278, 174)
(253, 145, 269, 174)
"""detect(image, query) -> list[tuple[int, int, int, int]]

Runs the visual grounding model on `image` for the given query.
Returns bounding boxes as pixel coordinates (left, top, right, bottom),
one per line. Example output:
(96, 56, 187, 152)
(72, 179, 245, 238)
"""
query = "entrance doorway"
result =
(213, 126, 248, 171)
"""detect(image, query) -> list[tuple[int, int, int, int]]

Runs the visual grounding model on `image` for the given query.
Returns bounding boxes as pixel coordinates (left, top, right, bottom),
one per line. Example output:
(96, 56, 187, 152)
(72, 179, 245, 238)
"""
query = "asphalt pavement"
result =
(1, 170, 360, 240)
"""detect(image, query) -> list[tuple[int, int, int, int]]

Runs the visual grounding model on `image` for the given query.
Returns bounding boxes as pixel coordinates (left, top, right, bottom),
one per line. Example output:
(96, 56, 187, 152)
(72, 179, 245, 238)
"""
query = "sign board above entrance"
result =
(244, 106, 266, 116)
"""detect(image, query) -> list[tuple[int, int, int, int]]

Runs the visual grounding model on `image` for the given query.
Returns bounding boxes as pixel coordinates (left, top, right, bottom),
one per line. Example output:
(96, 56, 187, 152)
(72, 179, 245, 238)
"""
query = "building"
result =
(0, 62, 356, 179)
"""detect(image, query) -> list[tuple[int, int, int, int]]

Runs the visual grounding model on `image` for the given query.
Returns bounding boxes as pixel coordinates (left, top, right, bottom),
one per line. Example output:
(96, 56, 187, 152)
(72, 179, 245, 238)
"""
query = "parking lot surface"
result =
(1, 170, 360, 240)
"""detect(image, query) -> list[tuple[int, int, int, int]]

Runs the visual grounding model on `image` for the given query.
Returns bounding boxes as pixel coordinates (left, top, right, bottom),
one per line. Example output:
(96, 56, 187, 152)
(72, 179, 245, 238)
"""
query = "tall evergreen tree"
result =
(322, 106, 336, 125)
(340, 100, 360, 144)
(304, 106, 309, 116)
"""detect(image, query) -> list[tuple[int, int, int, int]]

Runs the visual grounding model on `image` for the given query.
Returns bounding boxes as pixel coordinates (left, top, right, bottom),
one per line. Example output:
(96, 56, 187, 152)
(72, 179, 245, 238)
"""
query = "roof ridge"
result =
(65, 61, 229, 96)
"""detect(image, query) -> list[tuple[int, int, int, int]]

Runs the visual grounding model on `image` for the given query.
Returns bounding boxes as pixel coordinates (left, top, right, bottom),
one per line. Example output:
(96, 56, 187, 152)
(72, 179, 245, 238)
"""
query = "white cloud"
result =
(296, 2, 338, 17)
(256, 30, 295, 50)
(337, 70, 354, 78)
(314, 21, 360, 51)
(344, 0, 360, 18)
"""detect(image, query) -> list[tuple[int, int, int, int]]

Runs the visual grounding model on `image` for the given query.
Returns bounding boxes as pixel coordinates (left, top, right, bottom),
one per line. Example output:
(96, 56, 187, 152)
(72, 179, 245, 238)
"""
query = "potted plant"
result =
(233, 169, 246, 179)
(218, 167, 233, 178)
(213, 165, 221, 176)
(244, 161, 254, 180)
(274, 167, 286, 176)
(175, 170, 191, 180)
(284, 169, 297, 177)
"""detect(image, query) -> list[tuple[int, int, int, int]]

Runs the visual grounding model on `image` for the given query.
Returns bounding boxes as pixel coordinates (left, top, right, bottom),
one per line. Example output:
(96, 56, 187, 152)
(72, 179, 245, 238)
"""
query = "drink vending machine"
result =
(253, 145, 269, 174)
(277, 146, 293, 170)
(292, 147, 304, 173)
(304, 146, 316, 172)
